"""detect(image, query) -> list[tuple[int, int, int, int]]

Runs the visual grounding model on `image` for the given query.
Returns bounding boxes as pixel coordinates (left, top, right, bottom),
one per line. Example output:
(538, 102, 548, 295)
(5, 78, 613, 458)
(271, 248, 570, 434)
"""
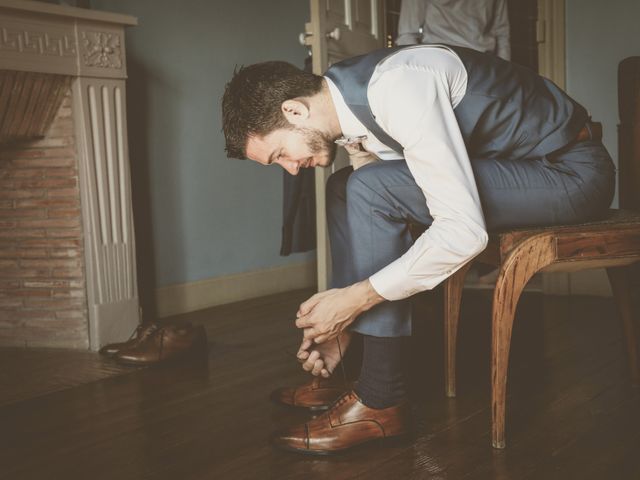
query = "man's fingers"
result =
(297, 289, 334, 317)
(302, 350, 320, 372)
(297, 294, 320, 317)
(297, 338, 312, 356)
(295, 316, 313, 329)
(311, 359, 324, 376)
(297, 338, 313, 362)
(303, 327, 319, 341)
(320, 368, 330, 378)
(344, 144, 360, 155)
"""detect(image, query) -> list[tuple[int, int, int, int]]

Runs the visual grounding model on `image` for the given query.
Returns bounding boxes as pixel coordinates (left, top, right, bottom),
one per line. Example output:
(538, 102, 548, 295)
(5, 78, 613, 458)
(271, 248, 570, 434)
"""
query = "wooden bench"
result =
(443, 209, 640, 448)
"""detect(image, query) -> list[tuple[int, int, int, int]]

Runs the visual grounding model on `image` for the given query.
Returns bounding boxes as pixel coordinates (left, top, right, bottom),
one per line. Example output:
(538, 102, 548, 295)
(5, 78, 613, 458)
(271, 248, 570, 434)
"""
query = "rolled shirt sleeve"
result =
(367, 52, 488, 301)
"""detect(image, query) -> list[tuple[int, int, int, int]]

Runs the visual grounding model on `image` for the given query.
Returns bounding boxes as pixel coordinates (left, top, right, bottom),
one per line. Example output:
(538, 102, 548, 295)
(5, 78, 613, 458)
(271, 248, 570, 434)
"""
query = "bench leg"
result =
(491, 234, 556, 449)
(607, 265, 640, 386)
(444, 261, 473, 398)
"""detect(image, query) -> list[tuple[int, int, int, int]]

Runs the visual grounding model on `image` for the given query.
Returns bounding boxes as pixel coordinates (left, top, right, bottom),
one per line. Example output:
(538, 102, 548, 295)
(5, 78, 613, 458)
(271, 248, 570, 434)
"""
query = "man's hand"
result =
(344, 143, 379, 170)
(295, 279, 385, 344)
(296, 332, 352, 377)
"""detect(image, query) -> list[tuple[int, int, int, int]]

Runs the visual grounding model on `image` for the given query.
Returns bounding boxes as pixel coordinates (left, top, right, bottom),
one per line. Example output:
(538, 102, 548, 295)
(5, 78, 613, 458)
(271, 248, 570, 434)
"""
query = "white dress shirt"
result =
(395, 0, 511, 61)
(325, 45, 488, 301)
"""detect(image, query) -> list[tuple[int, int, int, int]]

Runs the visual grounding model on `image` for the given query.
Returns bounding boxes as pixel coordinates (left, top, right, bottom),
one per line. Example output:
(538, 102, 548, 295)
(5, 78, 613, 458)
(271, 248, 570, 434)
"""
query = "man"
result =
(221, 45, 615, 455)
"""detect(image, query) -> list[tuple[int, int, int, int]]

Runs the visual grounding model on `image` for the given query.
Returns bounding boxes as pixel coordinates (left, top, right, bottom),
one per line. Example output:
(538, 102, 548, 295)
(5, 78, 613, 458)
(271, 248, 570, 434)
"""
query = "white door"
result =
(302, 0, 385, 290)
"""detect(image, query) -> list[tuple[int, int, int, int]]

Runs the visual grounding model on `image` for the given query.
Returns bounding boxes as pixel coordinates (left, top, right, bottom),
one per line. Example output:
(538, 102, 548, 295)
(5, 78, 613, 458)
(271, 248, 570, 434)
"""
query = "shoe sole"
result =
(268, 395, 332, 412)
(98, 351, 120, 357)
(114, 345, 207, 366)
(270, 432, 411, 456)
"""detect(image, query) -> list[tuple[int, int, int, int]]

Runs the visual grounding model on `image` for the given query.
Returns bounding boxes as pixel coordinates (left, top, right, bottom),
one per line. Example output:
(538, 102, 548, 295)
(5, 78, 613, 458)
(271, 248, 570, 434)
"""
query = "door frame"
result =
(537, 0, 610, 296)
(537, 0, 566, 89)
(309, 0, 385, 291)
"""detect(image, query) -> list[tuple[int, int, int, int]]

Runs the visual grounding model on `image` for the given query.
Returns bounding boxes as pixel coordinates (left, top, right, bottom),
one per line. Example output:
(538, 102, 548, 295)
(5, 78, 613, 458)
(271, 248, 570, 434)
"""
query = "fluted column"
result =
(72, 21, 139, 349)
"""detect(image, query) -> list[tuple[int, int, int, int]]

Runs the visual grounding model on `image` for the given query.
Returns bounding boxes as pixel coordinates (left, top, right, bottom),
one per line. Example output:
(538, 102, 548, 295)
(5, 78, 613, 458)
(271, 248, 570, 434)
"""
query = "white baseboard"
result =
(155, 261, 317, 318)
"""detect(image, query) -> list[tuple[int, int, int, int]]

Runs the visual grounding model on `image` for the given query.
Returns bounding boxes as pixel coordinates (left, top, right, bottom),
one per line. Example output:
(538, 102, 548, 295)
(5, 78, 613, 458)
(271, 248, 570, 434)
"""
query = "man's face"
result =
(245, 126, 337, 175)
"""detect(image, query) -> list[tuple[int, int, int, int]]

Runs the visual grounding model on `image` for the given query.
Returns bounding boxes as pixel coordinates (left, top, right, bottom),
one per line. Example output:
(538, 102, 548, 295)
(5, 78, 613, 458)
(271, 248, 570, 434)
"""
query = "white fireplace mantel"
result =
(0, 0, 141, 349)
(0, 0, 136, 79)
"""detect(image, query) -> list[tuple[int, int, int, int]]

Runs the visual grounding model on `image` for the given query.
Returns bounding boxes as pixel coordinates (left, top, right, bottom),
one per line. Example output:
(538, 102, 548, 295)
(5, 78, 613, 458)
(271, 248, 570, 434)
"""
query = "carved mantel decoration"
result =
(0, 0, 139, 350)
(0, 27, 77, 57)
(81, 31, 122, 69)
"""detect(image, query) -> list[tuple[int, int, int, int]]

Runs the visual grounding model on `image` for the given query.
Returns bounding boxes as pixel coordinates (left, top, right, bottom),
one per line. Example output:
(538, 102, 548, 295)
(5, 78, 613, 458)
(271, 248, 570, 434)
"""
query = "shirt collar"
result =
(324, 76, 368, 139)
(324, 76, 403, 160)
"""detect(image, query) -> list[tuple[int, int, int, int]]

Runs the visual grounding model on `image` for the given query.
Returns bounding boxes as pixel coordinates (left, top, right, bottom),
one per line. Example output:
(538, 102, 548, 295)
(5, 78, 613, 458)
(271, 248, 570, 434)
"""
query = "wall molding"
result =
(537, 0, 566, 89)
(156, 260, 317, 318)
(537, 1, 616, 299)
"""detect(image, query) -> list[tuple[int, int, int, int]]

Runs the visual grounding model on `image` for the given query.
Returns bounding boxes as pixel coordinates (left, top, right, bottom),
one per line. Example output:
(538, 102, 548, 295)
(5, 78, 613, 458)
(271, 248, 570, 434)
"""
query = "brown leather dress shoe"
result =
(270, 376, 351, 411)
(114, 324, 207, 365)
(98, 323, 160, 356)
(271, 391, 411, 455)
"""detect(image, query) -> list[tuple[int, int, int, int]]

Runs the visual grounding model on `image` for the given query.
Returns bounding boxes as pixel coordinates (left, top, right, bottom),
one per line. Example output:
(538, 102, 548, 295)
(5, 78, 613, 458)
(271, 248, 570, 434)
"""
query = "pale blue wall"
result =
(565, 0, 640, 206)
(87, 0, 640, 291)
(89, 0, 313, 288)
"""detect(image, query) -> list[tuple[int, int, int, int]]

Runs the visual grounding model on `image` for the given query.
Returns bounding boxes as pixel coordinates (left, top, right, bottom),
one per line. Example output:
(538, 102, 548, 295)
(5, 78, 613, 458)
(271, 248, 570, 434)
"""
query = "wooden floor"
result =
(1, 288, 639, 479)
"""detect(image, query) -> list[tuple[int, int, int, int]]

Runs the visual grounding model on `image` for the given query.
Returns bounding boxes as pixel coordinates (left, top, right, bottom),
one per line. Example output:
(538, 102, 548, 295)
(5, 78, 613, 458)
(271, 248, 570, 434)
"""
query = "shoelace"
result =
(332, 390, 355, 409)
(138, 323, 159, 342)
(124, 323, 157, 342)
(336, 335, 349, 391)
(126, 325, 144, 341)
(317, 389, 358, 418)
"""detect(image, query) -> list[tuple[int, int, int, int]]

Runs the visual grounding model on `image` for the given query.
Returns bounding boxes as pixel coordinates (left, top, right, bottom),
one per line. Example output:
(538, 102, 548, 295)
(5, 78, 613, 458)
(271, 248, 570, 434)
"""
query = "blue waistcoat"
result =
(325, 45, 589, 159)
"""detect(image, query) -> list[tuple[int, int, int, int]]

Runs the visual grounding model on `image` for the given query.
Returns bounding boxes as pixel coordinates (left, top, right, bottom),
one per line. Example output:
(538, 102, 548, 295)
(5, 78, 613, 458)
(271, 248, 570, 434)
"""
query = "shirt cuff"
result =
(369, 259, 424, 302)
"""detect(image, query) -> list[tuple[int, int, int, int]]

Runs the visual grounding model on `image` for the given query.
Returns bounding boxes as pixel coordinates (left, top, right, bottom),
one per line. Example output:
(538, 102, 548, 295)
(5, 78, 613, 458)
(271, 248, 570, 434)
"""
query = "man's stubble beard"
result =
(298, 127, 338, 167)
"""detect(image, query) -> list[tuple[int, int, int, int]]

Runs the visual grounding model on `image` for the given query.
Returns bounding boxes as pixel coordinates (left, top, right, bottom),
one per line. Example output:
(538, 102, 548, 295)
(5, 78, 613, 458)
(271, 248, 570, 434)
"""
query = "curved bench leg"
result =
(607, 265, 640, 386)
(491, 234, 556, 449)
(444, 261, 474, 398)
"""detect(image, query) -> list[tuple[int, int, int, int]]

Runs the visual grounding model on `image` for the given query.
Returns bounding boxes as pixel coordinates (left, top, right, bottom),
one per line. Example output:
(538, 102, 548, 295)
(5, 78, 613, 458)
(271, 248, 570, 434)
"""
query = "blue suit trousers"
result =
(326, 139, 616, 337)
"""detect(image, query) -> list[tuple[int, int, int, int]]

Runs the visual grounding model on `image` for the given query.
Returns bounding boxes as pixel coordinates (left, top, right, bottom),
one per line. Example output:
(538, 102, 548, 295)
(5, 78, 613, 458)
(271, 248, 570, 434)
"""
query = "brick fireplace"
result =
(0, 1, 140, 349)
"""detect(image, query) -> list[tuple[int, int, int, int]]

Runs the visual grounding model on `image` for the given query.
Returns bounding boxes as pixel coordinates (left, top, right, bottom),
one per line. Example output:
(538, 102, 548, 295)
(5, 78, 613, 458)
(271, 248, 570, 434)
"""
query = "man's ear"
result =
(281, 99, 310, 126)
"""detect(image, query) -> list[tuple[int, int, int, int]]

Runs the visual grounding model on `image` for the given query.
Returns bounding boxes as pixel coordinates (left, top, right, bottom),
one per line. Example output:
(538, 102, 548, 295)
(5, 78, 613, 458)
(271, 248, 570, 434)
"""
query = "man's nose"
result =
(285, 161, 300, 175)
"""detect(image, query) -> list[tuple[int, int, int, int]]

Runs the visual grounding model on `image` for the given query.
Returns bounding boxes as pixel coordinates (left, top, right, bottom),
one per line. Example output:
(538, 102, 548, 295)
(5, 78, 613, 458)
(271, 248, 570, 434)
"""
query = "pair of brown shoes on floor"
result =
(270, 376, 411, 455)
(99, 322, 207, 365)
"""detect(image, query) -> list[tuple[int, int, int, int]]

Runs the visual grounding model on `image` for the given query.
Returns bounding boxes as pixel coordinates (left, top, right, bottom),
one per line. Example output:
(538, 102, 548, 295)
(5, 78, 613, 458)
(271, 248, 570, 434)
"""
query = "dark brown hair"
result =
(221, 61, 323, 159)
